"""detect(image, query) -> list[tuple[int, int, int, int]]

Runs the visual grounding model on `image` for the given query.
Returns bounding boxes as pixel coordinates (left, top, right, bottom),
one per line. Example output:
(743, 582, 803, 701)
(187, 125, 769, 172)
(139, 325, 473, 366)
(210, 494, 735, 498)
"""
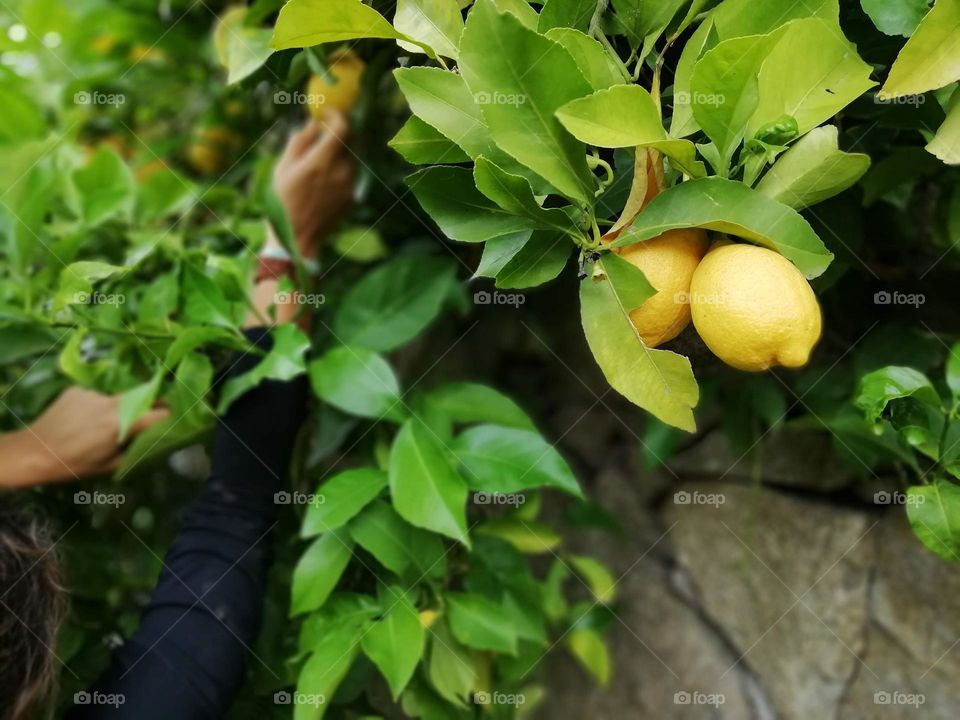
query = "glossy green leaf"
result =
(855, 366, 942, 423)
(296, 622, 363, 720)
(117, 371, 163, 441)
(947, 342, 960, 399)
(907, 481, 960, 562)
(389, 116, 471, 165)
(309, 346, 404, 421)
(568, 554, 617, 602)
(881, 0, 960, 97)
(538, 0, 596, 32)
(476, 518, 562, 553)
(544, 28, 626, 90)
(302, 468, 388, 537)
(453, 424, 582, 497)
(494, 231, 572, 289)
(927, 91, 960, 165)
(389, 420, 470, 544)
(395, 0, 464, 59)
(333, 255, 456, 352)
(428, 619, 478, 706)
(566, 628, 611, 685)
(610, 0, 686, 47)
(580, 255, 698, 431)
(612, 177, 834, 278)
(361, 587, 425, 699)
(459, 0, 595, 203)
(474, 232, 531, 278)
(420, 382, 536, 430)
(290, 531, 355, 616)
(407, 166, 538, 243)
(71, 147, 135, 226)
(756, 126, 871, 209)
(861, 0, 932, 36)
(272, 0, 408, 49)
(445, 592, 518, 653)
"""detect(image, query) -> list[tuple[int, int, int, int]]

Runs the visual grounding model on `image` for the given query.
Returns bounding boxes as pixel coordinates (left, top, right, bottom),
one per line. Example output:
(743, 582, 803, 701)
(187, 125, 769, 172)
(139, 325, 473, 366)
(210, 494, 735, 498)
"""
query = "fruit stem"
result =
(587, 153, 615, 194)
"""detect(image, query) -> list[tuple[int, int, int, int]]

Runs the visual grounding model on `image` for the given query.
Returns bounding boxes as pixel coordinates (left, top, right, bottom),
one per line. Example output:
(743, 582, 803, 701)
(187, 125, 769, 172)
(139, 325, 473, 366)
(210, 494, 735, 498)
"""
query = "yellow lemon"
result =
(689, 243, 822, 371)
(306, 50, 365, 121)
(185, 126, 242, 175)
(616, 228, 708, 347)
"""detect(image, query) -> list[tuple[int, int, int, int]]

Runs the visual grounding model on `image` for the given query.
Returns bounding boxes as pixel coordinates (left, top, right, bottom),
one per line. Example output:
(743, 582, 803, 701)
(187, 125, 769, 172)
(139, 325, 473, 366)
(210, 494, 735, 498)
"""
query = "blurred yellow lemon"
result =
(306, 50, 365, 121)
(185, 126, 242, 175)
(418, 609, 439, 629)
(616, 228, 708, 347)
(690, 243, 822, 371)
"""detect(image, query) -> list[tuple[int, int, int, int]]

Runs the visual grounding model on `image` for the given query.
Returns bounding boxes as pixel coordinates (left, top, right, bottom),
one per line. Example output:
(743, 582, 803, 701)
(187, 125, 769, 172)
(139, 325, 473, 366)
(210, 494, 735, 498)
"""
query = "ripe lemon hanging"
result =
(616, 228, 708, 348)
(689, 243, 822, 371)
(306, 50, 365, 121)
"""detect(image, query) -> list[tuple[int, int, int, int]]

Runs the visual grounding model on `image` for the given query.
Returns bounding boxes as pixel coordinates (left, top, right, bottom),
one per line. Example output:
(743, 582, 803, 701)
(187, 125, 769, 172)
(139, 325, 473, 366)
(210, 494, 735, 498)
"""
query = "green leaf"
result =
(907, 481, 960, 562)
(407, 166, 538, 243)
(333, 255, 456, 352)
(54, 261, 126, 311)
(302, 468, 388, 537)
(361, 587, 425, 699)
(349, 500, 418, 574)
(309, 346, 404, 421)
(881, 0, 960, 97)
(390, 420, 470, 545)
(746, 18, 876, 139)
(476, 518, 562, 553)
(420, 382, 536, 430)
(494, 231, 572, 289)
(453, 424, 582, 497)
(290, 531, 355, 616)
(580, 256, 698, 431)
(861, 0, 932, 36)
(568, 554, 617, 602)
(225, 25, 274, 84)
(394, 67, 511, 164)
(538, 0, 596, 32)
(445, 592, 518, 653)
(389, 116, 471, 164)
(947, 342, 960, 399)
(459, 0, 595, 203)
(474, 232, 531, 278)
(218, 325, 310, 414)
(555, 85, 705, 177)
(0, 324, 58, 364)
(296, 622, 363, 720)
(599, 250, 657, 311)
(332, 226, 390, 263)
(117, 371, 163, 441)
(566, 629, 611, 685)
(395, 0, 464, 59)
(473, 157, 582, 237)
(116, 413, 211, 478)
(855, 366, 942, 423)
(610, 0, 687, 48)
(428, 619, 478, 706)
(544, 28, 626, 90)
(71, 148, 135, 226)
(927, 90, 960, 165)
(612, 177, 834, 278)
(271, 0, 408, 49)
(164, 326, 247, 366)
(181, 265, 236, 328)
(489, 0, 540, 28)
(136, 166, 194, 222)
(756, 126, 871, 209)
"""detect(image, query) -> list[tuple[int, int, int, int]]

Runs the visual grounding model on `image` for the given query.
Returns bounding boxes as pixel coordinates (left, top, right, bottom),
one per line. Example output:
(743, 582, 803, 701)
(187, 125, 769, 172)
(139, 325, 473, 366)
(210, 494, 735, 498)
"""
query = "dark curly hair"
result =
(0, 504, 66, 720)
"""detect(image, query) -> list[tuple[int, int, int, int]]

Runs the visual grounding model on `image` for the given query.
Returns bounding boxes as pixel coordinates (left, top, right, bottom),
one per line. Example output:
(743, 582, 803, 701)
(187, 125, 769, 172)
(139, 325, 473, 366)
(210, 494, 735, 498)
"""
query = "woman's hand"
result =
(272, 111, 355, 260)
(0, 387, 170, 488)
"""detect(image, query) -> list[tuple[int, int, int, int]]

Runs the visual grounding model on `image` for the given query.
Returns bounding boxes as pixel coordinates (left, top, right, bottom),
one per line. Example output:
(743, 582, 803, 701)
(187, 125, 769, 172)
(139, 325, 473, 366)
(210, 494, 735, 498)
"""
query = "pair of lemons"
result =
(617, 229, 822, 372)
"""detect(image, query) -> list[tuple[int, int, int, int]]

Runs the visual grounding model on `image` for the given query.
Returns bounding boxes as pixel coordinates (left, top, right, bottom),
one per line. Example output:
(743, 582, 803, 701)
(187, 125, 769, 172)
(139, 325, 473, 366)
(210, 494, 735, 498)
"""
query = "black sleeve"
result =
(69, 327, 308, 720)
